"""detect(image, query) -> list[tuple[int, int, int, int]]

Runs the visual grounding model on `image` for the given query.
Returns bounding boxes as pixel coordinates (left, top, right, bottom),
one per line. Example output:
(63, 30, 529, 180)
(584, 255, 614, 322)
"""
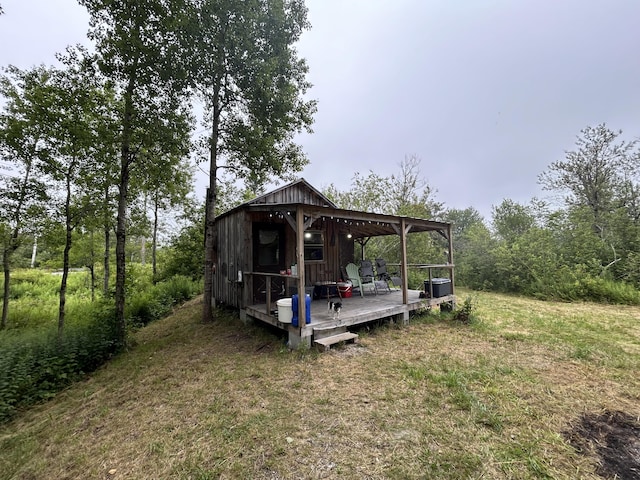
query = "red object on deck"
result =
(338, 283, 352, 298)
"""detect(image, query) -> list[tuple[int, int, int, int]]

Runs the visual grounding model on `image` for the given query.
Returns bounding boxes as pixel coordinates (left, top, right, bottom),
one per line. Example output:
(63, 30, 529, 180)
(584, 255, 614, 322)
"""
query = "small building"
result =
(213, 178, 455, 348)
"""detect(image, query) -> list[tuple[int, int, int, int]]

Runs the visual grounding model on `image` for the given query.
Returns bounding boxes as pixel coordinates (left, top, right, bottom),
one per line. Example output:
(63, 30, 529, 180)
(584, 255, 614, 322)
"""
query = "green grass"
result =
(0, 290, 638, 479)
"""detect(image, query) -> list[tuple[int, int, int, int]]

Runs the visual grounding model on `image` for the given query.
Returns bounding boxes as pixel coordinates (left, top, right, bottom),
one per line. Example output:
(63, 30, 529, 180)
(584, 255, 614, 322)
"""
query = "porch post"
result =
(447, 223, 455, 298)
(400, 218, 408, 304)
(296, 207, 306, 330)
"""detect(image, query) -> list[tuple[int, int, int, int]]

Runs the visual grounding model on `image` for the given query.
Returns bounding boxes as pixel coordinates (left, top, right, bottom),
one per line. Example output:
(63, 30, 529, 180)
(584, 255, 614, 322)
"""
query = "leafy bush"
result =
(157, 223, 204, 281)
(126, 275, 201, 326)
(453, 296, 476, 323)
(565, 275, 640, 304)
(0, 303, 118, 423)
(0, 274, 202, 424)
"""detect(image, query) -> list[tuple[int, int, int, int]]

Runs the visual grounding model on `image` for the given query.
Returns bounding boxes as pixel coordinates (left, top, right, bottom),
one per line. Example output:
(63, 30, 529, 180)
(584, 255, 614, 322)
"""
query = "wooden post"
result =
(296, 207, 306, 329)
(265, 276, 271, 315)
(448, 223, 455, 298)
(400, 218, 408, 305)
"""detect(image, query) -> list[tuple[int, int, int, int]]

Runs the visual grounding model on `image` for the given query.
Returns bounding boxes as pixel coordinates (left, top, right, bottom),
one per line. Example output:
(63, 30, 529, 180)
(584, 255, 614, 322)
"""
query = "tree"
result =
(324, 156, 445, 275)
(157, 201, 205, 281)
(443, 207, 485, 239)
(138, 151, 194, 282)
(185, 0, 317, 321)
(37, 51, 112, 337)
(539, 125, 640, 284)
(491, 199, 536, 244)
(539, 124, 639, 229)
(324, 171, 393, 214)
(79, 0, 193, 344)
(0, 65, 49, 329)
(442, 206, 486, 259)
(454, 222, 497, 289)
(389, 155, 443, 219)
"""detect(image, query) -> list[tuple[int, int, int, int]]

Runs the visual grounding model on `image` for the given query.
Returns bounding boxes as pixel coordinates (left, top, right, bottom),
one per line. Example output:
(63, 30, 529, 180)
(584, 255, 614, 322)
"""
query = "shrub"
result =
(0, 274, 202, 424)
(0, 303, 119, 423)
(453, 296, 476, 323)
(126, 276, 202, 326)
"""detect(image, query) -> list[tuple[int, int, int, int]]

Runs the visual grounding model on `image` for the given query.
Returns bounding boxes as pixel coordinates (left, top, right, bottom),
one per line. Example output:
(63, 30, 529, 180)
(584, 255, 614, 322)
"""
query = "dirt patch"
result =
(565, 410, 640, 479)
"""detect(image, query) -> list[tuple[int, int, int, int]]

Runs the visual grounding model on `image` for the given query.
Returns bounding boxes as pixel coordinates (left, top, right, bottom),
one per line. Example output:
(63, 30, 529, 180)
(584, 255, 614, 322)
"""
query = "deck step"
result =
(313, 325, 347, 340)
(314, 332, 359, 351)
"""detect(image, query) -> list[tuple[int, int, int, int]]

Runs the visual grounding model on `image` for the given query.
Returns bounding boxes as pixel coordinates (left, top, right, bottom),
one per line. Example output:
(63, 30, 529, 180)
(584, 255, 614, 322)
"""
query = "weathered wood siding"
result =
(214, 209, 249, 308)
(215, 211, 357, 308)
(248, 182, 331, 207)
(215, 181, 348, 308)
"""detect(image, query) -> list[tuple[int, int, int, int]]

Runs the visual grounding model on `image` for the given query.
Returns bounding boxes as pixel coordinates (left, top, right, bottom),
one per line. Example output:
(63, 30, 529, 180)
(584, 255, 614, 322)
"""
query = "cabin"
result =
(213, 178, 455, 349)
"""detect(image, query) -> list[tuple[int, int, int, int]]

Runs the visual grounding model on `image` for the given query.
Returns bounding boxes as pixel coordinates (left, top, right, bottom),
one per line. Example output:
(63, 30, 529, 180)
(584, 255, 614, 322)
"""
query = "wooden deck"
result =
(244, 289, 455, 343)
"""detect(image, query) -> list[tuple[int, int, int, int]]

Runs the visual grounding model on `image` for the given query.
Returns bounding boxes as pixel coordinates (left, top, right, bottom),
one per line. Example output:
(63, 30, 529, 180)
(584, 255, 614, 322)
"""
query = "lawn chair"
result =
(346, 262, 377, 297)
(375, 258, 401, 291)
(360, 260, 379, 295)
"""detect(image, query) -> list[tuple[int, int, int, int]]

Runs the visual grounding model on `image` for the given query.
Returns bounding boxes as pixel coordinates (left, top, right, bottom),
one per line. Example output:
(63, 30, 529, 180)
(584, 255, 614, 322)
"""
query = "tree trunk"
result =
(58, 232, 71, 339)
(89, 230, 96, 302)
(30, 236, 37, 268)
(57, 176, 73, 339)
(152, 193, 158, 283)
(140, 236, 146, 265)
(203, 98, 220, 323)
(1, 248, 10, 330)
(115, 73, 136, 346)
(103, 183, 111, 297)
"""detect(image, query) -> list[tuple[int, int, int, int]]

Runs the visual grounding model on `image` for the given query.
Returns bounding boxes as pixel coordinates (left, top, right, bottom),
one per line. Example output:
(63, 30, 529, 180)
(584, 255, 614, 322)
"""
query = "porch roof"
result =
(245, 202, 452, 239)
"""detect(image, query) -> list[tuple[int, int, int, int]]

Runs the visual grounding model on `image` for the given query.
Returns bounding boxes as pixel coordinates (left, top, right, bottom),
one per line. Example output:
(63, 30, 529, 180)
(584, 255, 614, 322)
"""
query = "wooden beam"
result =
(400, 218, 408, 304)
(303, 215, 316, 230)
(283, 212, 297, 232)
(448, 223, 455, 299)
(296, 207, 306, 330)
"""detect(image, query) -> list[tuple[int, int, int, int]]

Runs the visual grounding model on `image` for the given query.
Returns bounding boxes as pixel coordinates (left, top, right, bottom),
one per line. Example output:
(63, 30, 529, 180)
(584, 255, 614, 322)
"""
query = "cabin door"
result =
(252, 223, 286, 303)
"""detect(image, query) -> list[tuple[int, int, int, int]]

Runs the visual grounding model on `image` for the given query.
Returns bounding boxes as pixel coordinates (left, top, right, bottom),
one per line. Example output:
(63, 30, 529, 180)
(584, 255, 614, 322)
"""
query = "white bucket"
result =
(276, 298, 293, 323)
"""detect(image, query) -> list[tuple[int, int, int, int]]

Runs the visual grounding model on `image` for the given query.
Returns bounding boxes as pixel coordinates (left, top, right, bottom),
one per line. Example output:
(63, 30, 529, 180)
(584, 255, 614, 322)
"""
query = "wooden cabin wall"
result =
(299, 219, 351, 285)
(215, 208, 357, 308)
(250, 183, 331, 206)
(214, 210, 249, 308)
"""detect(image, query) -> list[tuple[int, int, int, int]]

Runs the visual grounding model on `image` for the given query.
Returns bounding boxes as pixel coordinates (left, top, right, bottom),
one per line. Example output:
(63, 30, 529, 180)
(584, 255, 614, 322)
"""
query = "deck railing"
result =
(386, 263, 455, 297)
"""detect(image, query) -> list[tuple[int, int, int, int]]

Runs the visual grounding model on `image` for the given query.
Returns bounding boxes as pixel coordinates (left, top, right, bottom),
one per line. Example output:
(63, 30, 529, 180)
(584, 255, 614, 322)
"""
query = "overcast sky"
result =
(2, 0, 639, 220)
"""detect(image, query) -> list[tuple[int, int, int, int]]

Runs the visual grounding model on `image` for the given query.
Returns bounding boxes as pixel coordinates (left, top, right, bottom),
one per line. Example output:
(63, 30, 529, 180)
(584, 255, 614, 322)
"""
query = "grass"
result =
(1, 290, 639, 479)
(3, 269, 97, 330)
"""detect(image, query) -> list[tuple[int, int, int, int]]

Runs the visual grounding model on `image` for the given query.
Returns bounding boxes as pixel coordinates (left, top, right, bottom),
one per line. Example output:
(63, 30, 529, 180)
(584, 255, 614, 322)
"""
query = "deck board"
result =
(245, 290, 455, 332)
(314, 332, 359, 351)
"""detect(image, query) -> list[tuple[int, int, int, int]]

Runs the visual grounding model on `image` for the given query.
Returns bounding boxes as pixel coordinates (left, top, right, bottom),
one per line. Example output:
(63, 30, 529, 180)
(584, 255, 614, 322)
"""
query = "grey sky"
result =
(2, 0, 639, 220)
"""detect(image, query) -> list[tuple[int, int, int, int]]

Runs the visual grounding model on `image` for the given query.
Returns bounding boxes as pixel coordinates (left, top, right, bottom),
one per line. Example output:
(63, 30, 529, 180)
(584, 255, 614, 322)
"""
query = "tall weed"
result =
(126, 276, 201, 326)
(0, 271, 202, 424)
(0, 303, 118, 422)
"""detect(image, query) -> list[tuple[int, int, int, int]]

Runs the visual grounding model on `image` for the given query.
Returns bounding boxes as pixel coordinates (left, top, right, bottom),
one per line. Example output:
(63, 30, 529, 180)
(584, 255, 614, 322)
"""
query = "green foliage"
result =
(453, 295, 476, 323)
(454, 223, 498, 290)
(157, 222, 204, 281)
(0, 267, 201, 424)
(126, 275, 202, 326)
(0, 304, 118, 423)
(491, 199, 536, 244)
(558, 274, 640, 304)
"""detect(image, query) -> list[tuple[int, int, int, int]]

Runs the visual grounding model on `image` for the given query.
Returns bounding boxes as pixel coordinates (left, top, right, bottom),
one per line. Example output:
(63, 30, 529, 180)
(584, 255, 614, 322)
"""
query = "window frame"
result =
(303, 230, 324, 263)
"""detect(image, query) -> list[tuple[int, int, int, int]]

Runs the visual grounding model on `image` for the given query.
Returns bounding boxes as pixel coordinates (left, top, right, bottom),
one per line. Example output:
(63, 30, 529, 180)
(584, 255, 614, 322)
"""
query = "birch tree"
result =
(79, 0, 193, 345)
(0, 66, 49, 329)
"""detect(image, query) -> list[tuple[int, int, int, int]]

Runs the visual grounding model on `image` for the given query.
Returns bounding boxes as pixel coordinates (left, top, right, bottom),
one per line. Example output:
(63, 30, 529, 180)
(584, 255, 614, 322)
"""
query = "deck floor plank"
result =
(246, 290, 455, 331)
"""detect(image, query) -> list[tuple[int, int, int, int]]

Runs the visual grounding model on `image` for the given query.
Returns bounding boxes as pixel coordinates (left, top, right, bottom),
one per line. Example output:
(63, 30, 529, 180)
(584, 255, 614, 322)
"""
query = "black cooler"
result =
(424, 277, 452, 298)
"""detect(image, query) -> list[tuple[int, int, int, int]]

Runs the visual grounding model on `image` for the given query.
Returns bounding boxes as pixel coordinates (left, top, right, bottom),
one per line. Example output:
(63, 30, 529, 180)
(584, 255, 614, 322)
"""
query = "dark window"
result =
(257, 229, 280, 266)
(304, 230, 324, 262)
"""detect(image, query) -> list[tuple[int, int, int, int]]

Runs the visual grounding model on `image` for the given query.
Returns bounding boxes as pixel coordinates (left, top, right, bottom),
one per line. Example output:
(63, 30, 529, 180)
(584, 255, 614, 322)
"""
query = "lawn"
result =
(1, 291, 639, 479)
